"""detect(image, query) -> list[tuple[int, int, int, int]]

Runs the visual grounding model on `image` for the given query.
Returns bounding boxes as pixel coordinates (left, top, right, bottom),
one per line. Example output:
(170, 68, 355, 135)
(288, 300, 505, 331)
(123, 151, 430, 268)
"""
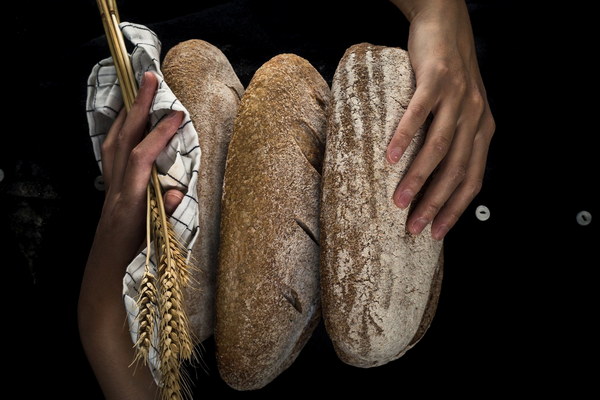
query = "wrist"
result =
(389, 0, 464, 22)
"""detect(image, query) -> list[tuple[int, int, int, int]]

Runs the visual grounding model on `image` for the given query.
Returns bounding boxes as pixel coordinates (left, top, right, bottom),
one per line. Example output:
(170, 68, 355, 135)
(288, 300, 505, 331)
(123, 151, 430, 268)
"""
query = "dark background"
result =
(4, 0, 596, 397)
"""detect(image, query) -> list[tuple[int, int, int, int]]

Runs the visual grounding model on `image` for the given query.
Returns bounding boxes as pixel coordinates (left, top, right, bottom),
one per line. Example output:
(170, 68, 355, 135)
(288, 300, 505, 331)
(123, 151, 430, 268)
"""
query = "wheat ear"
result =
(96, 1, 196, 398)
(132, 188, 158, 365)
(149, 178, 194, 399)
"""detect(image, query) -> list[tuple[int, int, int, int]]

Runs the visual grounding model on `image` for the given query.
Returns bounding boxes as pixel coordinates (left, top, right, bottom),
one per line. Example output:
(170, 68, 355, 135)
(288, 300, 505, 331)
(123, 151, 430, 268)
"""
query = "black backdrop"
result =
(4, 0, 596, 397)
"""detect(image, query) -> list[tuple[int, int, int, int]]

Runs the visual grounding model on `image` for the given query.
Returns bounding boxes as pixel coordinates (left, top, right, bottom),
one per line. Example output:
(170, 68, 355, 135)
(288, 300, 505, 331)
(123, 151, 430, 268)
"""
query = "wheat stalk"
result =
(149, 181, 194, 399)
(96, 1, 195, 398)
(132, 189, 158, 365)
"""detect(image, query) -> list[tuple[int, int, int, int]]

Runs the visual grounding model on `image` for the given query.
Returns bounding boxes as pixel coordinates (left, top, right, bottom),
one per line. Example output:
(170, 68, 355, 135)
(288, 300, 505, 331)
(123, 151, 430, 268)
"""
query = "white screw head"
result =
(475, 205, 490, 221)
(576, 211, 592, 226)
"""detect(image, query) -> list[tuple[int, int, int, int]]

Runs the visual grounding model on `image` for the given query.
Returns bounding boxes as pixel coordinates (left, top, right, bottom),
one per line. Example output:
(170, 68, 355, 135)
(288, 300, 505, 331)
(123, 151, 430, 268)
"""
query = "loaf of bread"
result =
(215, 54, 330, 390)
(162, 40, 244, 343)
(320, 43, 444, 368)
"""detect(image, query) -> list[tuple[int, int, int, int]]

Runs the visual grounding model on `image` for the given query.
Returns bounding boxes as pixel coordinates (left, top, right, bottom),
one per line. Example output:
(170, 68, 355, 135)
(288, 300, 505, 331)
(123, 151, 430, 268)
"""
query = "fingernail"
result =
(140, 72, 147, 88)
(432, 224, 449, 241)
(410, 217, 429, 235)
(166, 190, 184, 201)
(395, 190, 413, 209)
(164, 191, 184, 214)
(388, 148, 403, 164)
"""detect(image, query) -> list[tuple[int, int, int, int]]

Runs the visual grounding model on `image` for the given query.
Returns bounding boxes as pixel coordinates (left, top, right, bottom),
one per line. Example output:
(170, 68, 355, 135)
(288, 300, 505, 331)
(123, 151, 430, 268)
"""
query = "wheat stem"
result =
(96, 0, 135, 107)
(149, 182, 194, 399)
(95, 1, 196, 398)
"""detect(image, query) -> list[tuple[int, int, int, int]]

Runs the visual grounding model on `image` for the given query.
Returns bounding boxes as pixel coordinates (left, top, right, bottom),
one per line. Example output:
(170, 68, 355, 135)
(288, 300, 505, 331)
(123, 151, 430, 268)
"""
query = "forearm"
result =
(78, 227, 157, 399)
(389, 0, 477, 80)
(389, 0, 465, 22)
(78, 72, 184, 398)
(78, 312, 156, 400)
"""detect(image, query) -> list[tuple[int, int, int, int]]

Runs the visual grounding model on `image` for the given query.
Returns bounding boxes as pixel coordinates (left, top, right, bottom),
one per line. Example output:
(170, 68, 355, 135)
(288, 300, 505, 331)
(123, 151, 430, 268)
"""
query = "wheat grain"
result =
(132, 187, 158, 365)
(133, 271, 157, 364)
(150, 186, 194, 399)
(96, 1, 197, 398)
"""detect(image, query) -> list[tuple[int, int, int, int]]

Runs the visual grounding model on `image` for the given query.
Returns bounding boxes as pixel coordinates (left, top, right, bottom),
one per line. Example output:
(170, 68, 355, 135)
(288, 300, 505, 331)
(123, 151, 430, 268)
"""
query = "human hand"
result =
(387, 0, 495, 240)
(97, 71, 185, 263)
(79, 71, 184, 399)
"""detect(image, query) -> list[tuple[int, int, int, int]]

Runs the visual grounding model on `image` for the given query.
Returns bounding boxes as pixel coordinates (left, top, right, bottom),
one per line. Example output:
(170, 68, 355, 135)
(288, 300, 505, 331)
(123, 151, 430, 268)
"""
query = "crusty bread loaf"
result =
(320, 43, 444, 368)
(162, 40, 244, 343)
(216, 54, 330, 390)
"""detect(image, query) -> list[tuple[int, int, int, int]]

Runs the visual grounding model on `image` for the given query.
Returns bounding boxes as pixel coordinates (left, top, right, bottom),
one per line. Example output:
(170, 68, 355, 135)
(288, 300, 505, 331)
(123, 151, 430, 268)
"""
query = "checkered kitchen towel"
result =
(86, 22, 200, 382)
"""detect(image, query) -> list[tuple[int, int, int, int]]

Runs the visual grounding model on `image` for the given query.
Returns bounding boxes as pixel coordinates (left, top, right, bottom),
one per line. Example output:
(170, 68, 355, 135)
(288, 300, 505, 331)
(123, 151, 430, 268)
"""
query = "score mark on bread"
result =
(215, 53, 330, 390)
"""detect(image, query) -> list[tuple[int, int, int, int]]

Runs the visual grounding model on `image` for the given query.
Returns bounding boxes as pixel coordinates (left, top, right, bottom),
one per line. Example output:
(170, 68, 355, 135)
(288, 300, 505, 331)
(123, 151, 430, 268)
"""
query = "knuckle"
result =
(431, 61, 450, 77)
(128, 146, 148, 167)
(469, 91, 486, 114)
(393, 129, 413, 147)
(465, 177, 483, 199)
(407, 172, 428, 189)
(407, 102, 429, 121)
(116, 128, 129, 145)
(444, 209, 462, 226)
(451, 163, 468, 183)
(484, 114, 496, 138)
(101, 138, 114, 157)
(430, 134, 452, 156)
(476, 112, 496, 143)
(424, 200, 443, 219)
(451, 74, 469, 95)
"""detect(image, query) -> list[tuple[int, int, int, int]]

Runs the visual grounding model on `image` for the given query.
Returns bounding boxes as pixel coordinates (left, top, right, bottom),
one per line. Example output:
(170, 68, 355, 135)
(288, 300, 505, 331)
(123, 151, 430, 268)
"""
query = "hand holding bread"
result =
(388, 0, 496, 240)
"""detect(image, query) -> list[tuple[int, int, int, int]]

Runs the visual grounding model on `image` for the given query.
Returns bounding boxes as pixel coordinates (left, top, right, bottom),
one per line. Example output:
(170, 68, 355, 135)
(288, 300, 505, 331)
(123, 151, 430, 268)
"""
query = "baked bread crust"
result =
(216, 53, 330, 390)
(162, 39, 244, 343)
(320, 43, 444, 368)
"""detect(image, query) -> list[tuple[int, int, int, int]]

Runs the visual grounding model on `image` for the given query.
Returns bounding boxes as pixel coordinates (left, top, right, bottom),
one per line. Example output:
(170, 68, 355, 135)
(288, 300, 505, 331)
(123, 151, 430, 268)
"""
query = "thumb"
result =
(163, 189, 184, 216)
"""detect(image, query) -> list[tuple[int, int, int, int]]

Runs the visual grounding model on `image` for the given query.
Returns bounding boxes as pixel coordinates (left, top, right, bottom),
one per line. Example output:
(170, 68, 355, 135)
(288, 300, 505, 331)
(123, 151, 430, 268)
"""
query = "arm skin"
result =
(388, 0, 495, 240)
(78, 72, 184, 399)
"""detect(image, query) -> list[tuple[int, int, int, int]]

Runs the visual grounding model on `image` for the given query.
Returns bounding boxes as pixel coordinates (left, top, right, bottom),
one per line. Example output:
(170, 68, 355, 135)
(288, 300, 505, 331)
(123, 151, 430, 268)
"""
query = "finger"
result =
(111, 72, 159, 189)
(406, 114, 477, 236)
(164, 189, 184, 216)
(120, 111, 184, 204)
(393, 100, 460, 209)
(100, 108, 127, 191)
(430, 112, 495, 240)
(386, 84, 436, 164)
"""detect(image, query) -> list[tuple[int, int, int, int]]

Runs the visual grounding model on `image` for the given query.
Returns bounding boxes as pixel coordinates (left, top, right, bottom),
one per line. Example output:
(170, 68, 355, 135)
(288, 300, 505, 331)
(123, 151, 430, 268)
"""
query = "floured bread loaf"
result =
(162, 39, 244, 343)
(216, 54, 330, 390)
(320, 43, 444, 368)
